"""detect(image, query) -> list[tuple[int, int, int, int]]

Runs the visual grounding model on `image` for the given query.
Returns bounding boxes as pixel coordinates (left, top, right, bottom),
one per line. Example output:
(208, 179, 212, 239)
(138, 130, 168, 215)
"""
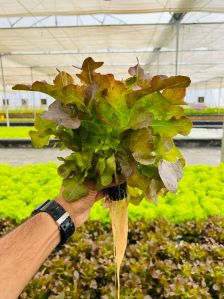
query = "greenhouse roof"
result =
(0, 0, 224, 90)
(1, 0, 224, 17)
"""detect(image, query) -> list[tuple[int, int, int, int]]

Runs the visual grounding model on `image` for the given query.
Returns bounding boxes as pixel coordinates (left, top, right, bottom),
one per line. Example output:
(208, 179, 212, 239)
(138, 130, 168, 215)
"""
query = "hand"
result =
(56, 182, 106, 228)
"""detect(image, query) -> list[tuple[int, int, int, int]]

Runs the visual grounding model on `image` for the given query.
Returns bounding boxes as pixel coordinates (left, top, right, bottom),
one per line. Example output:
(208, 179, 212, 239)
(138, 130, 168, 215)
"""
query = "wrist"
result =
(33, 212, 60, 245)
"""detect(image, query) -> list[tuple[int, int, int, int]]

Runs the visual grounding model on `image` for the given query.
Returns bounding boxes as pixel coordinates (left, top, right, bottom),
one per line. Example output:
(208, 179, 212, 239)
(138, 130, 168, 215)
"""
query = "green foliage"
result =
(0, 109, 44, 114)
(13, 57, 192, 202)
(0, 127, 34, 138)
(0, 163, 224, 224)
(0, 163, 61, 222)
(185, 107, 224, 115)
(0, 118, 34, 123)
(1, 217, 223, 298)
(29, 115, 57, 148)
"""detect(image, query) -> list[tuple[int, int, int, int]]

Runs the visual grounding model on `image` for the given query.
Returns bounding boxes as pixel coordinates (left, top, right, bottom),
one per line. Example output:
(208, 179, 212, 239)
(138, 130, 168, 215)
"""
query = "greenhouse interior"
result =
(0, 1, 224, 298)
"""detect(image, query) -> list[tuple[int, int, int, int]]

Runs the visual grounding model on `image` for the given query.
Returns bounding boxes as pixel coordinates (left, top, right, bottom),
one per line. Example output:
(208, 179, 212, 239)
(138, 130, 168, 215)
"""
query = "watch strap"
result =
(31, 200, 75, 247)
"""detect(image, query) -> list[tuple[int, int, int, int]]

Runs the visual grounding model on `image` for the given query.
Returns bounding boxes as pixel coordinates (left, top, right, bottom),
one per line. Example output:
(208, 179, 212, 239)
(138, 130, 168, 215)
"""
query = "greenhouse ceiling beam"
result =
(10, 17, 24, 27)
(30, 16, 51, 27)
(2, 62, 224, 70)
(1, 21, 224, 30)
(169, 13, 186, 25)
(1, 7, 224, 18)
(1, 48, 224, 57)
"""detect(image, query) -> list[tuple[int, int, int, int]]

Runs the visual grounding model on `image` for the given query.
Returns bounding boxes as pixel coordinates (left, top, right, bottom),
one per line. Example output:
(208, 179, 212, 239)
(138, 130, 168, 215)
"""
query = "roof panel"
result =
(0, 25, 170, 53)
(0, 8, 224, 90)
(0, 0, 224, 17)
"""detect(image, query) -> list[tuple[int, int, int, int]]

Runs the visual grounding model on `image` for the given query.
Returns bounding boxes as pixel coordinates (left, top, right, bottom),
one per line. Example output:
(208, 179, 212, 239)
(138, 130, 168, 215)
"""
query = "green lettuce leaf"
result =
(29, 115, 57, 148)
(62, 177, 89, 202)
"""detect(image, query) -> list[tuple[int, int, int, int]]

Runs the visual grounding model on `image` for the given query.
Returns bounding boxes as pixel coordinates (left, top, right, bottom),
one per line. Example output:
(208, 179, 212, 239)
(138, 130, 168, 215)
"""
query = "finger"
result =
(95, 189, 107, 200)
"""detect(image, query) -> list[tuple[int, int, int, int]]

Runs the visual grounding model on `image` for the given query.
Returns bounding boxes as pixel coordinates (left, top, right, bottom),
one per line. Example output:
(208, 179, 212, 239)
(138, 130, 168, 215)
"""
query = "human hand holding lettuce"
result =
(13, 57, 192, 297)
(56, 182, 106, 228)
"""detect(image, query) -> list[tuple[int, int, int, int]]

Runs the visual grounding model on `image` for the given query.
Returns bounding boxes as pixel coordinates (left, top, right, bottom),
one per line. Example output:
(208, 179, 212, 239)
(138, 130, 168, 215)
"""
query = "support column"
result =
(175, 23, 180, 76)
(221, 121, 224, 163)
(219, 78, 224, 162)
(0, 54, 10, 127)
(145, 12, 185, 72)
(218, 77, 222, 114)
(156, 51, 160, 74)
(30, 67, 36, 119)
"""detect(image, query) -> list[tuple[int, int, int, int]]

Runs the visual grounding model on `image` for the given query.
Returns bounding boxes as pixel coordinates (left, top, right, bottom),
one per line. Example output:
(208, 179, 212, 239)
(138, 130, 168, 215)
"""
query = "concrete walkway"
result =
(0, 147, 221, 166)
(175, 128, 222, 140)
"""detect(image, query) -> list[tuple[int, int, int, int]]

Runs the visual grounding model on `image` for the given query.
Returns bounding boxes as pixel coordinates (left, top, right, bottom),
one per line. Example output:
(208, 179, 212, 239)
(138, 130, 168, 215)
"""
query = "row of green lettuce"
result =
(1, 107, 224, 115)
(0, 118, 35, 123)
(185, 107, 224, 115)
(0, 127, 33, 138)
(0, 109, 44, 114)
(0, 163, 224, 224)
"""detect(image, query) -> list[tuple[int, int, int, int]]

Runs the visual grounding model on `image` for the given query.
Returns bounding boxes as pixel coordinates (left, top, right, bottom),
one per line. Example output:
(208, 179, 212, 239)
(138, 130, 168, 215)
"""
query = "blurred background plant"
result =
(0, 163, 223, 224)
(1, 216, 224, 299)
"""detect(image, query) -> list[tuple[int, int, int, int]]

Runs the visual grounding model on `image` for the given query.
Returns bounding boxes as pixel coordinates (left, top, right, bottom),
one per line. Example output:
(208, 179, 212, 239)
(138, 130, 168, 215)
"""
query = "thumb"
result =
(95, 189, 108, 201)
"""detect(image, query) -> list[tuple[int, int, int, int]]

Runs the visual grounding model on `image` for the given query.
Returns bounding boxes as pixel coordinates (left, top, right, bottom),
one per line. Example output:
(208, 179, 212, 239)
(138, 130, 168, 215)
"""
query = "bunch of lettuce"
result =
(13, 57, 192, 203)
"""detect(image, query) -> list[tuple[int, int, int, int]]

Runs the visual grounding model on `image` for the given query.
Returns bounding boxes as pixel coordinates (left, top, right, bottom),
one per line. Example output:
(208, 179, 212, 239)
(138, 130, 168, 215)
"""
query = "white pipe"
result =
(0, 55, 10, 127)
(30, 67, 36, 119)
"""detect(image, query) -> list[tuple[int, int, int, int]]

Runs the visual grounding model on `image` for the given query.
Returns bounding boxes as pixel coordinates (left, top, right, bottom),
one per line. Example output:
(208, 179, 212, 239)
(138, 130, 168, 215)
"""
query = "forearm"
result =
(0, 213, 60, 299)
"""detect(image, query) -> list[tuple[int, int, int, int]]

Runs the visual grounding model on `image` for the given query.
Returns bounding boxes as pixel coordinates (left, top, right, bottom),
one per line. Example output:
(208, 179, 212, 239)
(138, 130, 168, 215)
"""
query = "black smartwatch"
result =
(31, 200, 75, 247)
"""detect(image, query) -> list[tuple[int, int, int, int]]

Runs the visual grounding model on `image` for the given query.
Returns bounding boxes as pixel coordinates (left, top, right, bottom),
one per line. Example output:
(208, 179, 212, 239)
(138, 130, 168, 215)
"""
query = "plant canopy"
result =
(13, 57, 192, 204)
